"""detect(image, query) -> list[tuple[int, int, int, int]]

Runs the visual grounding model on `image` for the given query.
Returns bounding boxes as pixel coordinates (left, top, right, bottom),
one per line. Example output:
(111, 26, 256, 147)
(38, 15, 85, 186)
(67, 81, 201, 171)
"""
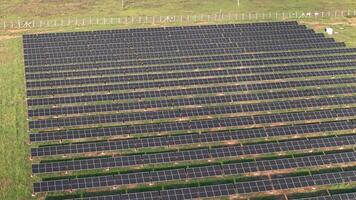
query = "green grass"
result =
(1, 1, 356, 200)
(0, 38, 31, 199)
(1, 0, 356, 20)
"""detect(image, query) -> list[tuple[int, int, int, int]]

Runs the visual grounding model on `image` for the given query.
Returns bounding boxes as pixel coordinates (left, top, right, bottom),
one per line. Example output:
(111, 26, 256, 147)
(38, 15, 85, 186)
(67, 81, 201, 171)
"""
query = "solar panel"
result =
(298, 192, 356, 200)
(28, 86, 355, 117)
(23, 21, 356, 199)
(32, 134, 356, 172)
(27, 77, 356, 106)
(25, 53, 356, 81)
(29, 107, 356, 141)
(50, 170, 356, 198)
(28, 96, 356, 129)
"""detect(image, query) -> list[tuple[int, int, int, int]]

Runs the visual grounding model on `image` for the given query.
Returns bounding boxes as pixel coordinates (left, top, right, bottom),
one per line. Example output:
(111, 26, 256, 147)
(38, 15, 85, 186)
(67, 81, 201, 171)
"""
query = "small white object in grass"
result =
(325, 27, 333, 35)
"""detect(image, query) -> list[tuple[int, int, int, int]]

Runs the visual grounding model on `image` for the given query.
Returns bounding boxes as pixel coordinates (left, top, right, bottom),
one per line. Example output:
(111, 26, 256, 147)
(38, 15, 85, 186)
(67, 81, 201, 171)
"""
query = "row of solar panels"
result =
(25, 38, 338, 66)
(27, 78, 356, 106)
(24, 32, 324, 55)
(25, 52, 356, 80)
(24, 26, 316, 47)
(34, 169, 356, 195)
(24, 42, 345, 72)
(32, 134, 356, 172)
(29, 107, 356, 141)
(27, 70, 356, 101)
(26, 66, 356, 90)
(23, 21, 300, 42)
(24, 35, 333, 61)
(73, 192, 356, 200)
(25, 25, 307, 48)
(29, 96, 356, 129)
(28, 86, 356, 117)
(31, 140, 355, 171)
(30, 120, 352, 157)
(33, 151, 356, 192)
(24, 30, 319, 53)
(300, 192, 356, 200)
(23, 27, 314, 50)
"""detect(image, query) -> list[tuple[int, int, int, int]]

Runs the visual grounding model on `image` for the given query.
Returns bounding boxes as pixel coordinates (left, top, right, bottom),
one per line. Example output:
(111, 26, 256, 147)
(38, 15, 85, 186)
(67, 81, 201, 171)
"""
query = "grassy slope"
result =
(0, 1, 356, 200)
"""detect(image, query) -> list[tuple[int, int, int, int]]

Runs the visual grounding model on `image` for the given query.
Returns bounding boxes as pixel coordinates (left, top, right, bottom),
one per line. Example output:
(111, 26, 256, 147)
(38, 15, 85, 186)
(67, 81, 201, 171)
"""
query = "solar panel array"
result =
(23, 21, 356, 200)
(298, 192, 356, 200)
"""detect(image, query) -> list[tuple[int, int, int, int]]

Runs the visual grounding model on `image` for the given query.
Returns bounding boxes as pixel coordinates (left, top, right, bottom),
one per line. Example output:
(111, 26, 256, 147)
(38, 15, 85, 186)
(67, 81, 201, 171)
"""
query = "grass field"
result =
(1, 0, 356, 20)
(1, 1, 356, 200)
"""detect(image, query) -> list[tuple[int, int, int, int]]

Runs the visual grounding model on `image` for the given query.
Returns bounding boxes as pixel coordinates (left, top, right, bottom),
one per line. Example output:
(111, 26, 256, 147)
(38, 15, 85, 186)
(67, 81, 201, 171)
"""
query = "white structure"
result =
(325, 27, 333, 35)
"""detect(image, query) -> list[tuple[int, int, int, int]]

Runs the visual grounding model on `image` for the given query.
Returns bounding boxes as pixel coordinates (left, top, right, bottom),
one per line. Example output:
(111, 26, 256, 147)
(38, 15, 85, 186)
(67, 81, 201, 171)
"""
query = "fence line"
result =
(2, 10, 356, 30)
